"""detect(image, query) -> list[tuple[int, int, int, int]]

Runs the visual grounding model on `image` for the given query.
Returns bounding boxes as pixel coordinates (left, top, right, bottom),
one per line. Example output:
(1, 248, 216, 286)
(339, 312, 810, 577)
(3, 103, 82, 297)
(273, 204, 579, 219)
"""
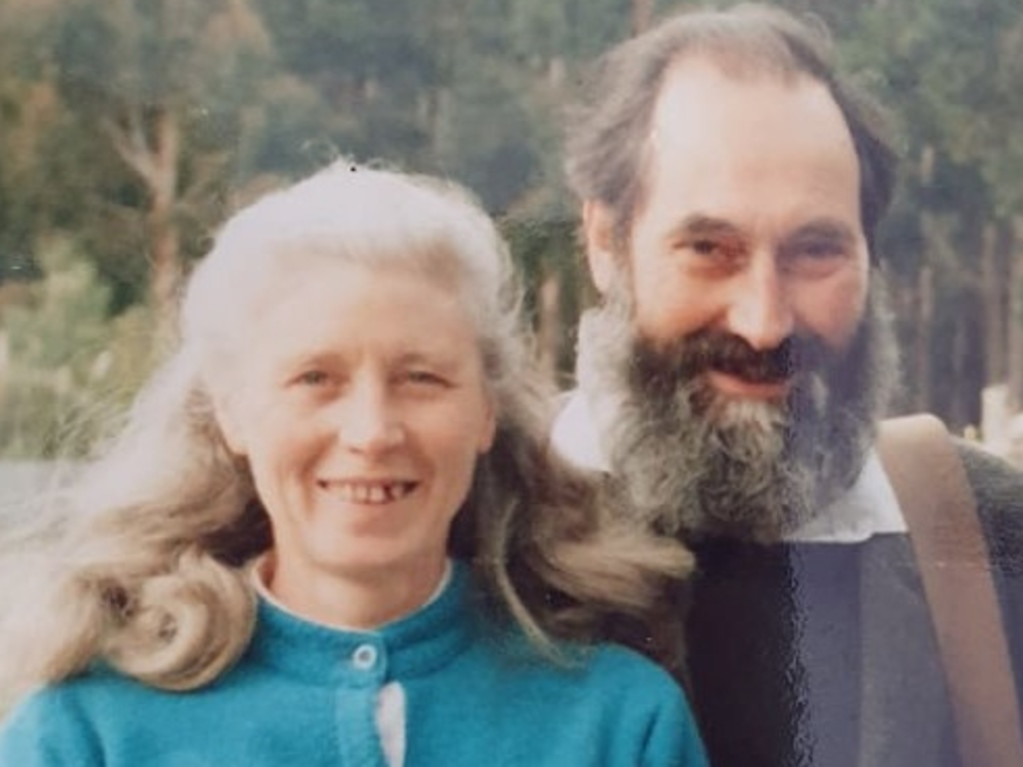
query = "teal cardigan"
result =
(0, 562, 707, 766)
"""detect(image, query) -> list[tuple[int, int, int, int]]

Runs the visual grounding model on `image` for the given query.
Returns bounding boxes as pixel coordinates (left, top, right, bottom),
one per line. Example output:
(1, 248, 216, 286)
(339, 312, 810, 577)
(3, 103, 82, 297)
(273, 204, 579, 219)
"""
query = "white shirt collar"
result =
(551, 390, 907, 543)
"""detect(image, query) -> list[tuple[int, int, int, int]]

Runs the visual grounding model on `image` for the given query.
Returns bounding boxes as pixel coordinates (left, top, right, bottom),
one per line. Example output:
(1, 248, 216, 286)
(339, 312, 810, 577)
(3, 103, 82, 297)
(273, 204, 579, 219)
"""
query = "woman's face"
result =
(216, 259, 496, 594)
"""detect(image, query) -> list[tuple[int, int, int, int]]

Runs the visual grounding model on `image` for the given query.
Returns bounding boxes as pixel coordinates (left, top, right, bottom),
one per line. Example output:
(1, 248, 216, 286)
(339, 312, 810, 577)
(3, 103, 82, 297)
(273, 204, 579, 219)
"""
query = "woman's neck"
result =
(258, 554, 450, 631)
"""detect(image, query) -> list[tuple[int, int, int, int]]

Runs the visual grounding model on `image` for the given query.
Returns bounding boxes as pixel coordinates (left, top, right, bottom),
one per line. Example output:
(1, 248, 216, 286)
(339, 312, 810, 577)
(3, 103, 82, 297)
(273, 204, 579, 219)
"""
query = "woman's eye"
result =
(405, 369, 446, 386)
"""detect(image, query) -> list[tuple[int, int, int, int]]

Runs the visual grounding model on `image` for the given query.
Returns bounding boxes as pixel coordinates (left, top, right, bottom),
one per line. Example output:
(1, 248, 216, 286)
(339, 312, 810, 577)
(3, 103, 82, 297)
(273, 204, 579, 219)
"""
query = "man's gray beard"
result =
(576, 272, 899, 543)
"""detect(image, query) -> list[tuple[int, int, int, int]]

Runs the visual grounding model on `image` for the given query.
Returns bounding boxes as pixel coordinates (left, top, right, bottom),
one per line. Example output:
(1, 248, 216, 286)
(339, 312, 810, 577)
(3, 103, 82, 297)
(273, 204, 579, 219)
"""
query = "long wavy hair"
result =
(0, 160, 692, 696)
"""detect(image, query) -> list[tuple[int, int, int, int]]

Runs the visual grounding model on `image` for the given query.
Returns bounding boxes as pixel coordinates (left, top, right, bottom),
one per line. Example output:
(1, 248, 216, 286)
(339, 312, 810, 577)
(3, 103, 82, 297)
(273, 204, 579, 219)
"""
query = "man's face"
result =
(586, 58, 869, 408)
(579, 58, 890, 541)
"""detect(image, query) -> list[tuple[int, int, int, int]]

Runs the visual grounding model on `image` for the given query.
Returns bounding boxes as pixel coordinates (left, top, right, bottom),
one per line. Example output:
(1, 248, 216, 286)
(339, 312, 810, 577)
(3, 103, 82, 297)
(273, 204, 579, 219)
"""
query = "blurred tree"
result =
(0, 0, 59, 288)
(252, 0, 628, 368)
(0, 239, 156, 458)
(40, 0, 275, 331)
(254, 0, 443, 171)
(2, 0, 1021, 457)
(848, 0, 1023, 429)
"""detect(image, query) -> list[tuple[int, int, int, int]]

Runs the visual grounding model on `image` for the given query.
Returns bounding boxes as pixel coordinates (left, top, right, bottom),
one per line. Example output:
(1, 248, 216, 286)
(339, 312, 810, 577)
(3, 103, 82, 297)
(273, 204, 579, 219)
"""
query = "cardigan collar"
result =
(246, 560, 476, 687)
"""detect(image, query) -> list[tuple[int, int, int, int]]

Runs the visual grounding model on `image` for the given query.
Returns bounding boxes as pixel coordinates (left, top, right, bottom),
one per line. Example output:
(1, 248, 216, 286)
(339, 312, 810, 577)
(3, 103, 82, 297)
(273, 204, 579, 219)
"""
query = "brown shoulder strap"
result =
(878, 414, 1023, 767)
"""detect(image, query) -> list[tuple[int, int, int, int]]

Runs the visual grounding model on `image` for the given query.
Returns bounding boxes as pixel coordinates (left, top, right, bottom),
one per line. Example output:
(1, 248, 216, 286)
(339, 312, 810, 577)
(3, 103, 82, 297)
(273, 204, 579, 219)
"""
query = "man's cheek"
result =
(803, 276, 868, 351)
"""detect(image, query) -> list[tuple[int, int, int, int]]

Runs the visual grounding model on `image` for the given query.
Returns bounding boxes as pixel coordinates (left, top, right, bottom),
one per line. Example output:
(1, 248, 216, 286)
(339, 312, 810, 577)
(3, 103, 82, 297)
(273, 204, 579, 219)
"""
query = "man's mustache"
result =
(632, 330, 831, 390)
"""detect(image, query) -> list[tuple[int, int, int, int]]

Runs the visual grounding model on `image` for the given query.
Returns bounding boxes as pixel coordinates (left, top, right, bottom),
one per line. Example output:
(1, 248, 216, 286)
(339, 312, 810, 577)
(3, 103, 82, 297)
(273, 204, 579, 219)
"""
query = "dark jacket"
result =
(684, 442, 1023, 767)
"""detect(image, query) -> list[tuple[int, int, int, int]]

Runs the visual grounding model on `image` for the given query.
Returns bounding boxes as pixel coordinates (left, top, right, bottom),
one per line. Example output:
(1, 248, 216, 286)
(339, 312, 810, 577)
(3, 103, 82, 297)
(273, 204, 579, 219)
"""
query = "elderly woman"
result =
(0, 162, 706, 766)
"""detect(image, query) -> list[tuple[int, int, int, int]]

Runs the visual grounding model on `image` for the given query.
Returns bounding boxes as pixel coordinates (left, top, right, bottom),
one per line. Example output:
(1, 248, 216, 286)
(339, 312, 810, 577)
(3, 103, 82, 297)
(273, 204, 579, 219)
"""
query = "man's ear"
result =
(582, 200, 618, 295)
(212, 390, 247, 456)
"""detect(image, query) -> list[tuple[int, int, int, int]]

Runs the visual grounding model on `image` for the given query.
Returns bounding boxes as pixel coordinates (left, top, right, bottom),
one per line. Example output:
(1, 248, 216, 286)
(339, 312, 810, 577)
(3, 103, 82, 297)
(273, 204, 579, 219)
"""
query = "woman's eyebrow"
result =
(392, 349, 461, 372)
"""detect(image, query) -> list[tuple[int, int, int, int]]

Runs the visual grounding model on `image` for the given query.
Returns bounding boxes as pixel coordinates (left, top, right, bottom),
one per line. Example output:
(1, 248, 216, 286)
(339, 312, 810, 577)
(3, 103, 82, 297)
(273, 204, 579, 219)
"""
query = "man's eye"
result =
(784, 241, 847, 275)
(296, 370, 330, 386)
(690, 239, 722, 257)
(797, 241, 842, 260)
(685, 237, 746, 263)
(679, 237, 743, 271)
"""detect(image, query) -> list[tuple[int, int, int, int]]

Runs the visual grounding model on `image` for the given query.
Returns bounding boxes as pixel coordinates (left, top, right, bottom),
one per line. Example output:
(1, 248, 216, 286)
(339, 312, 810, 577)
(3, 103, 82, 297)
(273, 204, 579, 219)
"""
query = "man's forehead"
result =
(583, 45, 871, 276)
(648, 54, 838, 145)
(637, 55, 861, 216)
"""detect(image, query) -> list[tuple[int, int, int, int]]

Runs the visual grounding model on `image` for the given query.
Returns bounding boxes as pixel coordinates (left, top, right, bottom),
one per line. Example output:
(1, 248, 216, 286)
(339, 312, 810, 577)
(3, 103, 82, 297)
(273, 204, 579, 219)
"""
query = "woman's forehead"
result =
(242, 262, 477, 353)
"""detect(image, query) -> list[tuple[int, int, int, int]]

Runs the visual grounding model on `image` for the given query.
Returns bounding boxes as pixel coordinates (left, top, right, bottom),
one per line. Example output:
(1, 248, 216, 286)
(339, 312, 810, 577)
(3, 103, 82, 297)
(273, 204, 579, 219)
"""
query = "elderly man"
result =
(553, 5, 1023, 766)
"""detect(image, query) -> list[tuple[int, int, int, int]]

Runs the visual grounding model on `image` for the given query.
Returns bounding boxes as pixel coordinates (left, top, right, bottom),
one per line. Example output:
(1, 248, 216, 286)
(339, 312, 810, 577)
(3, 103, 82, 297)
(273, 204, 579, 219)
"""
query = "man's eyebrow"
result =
(665, 214, 744, 241)
(784, 218, 859, 247)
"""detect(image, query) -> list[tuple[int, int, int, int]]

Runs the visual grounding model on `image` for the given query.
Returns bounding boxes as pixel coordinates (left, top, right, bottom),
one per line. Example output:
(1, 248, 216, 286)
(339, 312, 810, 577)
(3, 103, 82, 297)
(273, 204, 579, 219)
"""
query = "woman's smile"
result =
(315, 478, 419, 505)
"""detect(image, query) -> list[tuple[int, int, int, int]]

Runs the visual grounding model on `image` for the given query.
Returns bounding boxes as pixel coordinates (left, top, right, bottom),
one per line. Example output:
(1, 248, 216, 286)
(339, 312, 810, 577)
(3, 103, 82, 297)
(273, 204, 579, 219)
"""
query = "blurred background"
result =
(2, 0, 1023, 468)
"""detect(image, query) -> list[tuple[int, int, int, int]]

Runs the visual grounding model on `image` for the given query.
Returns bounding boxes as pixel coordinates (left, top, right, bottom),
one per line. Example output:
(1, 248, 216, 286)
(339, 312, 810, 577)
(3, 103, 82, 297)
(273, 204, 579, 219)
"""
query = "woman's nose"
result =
(336, 380, 404, 454)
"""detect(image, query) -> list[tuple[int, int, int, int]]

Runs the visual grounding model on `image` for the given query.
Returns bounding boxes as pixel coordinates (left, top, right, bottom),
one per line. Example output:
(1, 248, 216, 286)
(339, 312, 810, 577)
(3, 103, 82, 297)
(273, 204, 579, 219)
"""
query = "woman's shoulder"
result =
(478, 632, 696, 726)
(2, 669, 144, 731)
(573, 641, 670, 683)
(585, 643, 707, 765)
(0, 662, 261, 764)
(472, 621, 680, 697)
(509, 640, 708, 766)
(446, 628, 707, 766)
(0, 674, 124, 763)
(580, 642, 693, 717)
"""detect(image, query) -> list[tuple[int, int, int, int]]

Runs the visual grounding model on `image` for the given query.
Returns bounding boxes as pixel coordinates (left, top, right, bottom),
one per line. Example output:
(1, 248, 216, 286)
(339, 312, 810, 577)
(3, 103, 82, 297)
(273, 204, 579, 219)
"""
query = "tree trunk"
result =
(915, 263, 934, 413)
(536, 269, 562, 383)
(148, 106, 182, 344)
(981, 221, 1007, 385)
(1007, 218, 1023, 408)
(102, 103, 183, 348)
(0, 328, 9, 410)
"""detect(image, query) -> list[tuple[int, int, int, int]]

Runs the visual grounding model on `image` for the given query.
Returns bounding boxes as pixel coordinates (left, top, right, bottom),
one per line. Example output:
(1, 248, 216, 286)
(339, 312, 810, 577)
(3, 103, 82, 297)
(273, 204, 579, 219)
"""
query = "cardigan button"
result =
(352, 644, 378, 670)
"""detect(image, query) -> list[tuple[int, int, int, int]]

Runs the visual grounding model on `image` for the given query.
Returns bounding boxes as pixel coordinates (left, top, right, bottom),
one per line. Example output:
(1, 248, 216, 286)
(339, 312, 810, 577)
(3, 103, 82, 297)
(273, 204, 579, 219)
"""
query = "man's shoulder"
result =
(955, 440, 1023, 573)
(956, 439, 1023, 502)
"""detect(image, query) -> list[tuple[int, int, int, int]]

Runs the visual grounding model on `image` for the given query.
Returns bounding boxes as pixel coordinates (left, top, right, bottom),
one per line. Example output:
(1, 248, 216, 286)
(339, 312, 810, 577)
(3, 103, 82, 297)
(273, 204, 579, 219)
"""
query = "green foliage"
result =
(1, 0, 1023, 449)
(0, 240, 157, 458)
(841, 0, 1023, 423)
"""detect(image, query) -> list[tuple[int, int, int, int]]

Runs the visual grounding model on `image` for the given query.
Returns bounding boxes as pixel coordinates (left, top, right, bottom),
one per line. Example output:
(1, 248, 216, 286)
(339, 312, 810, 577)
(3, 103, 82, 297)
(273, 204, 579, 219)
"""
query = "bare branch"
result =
(99, 108, 157, 188)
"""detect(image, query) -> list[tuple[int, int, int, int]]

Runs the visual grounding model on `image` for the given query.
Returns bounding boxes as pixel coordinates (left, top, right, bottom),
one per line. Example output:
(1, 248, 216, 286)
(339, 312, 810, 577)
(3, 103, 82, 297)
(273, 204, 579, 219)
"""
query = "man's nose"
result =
(725, 258, 795, 351)
(337, 380, 404, 454)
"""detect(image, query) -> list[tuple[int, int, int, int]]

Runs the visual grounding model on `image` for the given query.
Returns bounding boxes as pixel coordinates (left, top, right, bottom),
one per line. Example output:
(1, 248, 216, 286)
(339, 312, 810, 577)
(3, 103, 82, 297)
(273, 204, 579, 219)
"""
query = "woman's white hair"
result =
(0, 160, 692, 697)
